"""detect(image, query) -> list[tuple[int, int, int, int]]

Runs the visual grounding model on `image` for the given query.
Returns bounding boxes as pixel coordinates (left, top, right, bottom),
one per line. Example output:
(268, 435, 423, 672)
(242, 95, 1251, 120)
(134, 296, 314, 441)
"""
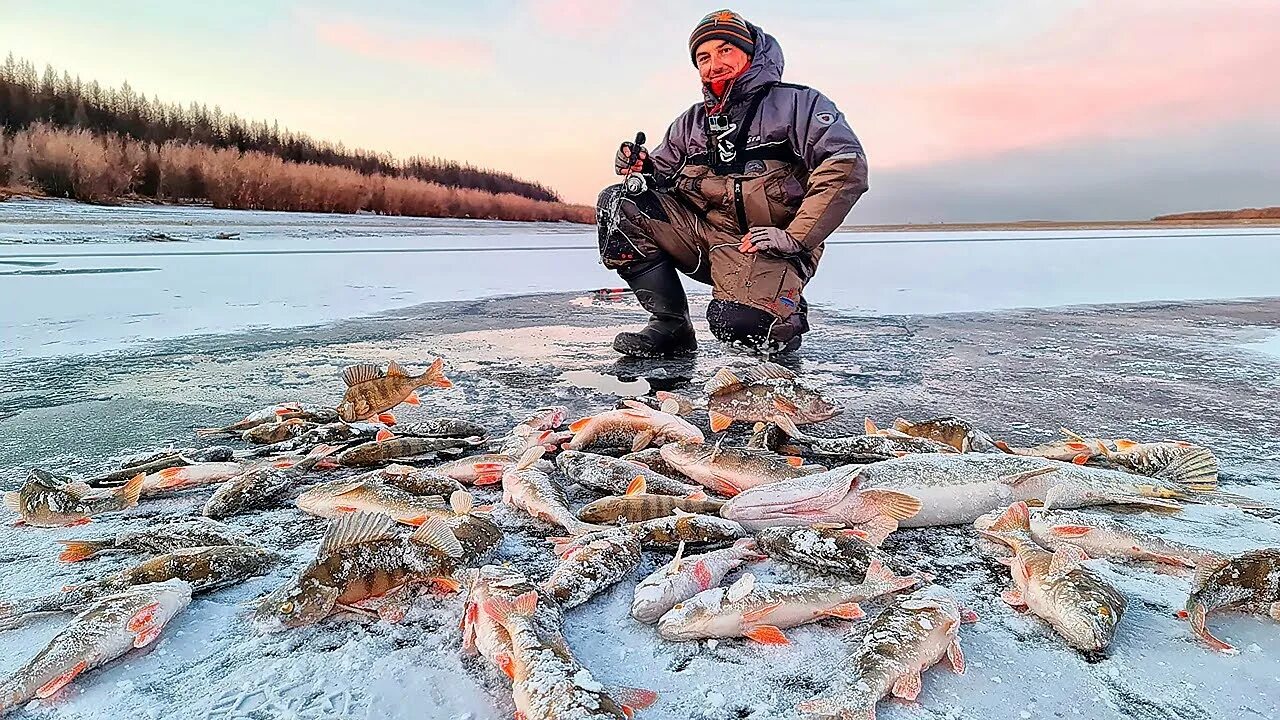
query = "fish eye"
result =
(673, 603, 684, 610)
(1097, 607, 1110, 617)
(280, 601, 294, 614)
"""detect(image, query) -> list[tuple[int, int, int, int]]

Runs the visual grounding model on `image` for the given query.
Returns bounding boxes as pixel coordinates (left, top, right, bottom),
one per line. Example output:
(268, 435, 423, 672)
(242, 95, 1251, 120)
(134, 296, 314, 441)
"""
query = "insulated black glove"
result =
(739, 226, 804, 257)
(615, 141, 653, 175)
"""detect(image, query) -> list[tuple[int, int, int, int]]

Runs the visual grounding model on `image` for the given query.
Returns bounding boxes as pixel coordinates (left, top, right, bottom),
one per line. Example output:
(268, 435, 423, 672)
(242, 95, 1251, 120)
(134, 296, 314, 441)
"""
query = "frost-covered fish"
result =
(0, 580, 191, 716)
(519, 406, 570, 431)
(703, 363, 839, 433)
(503, 449, 603, 536)
(202, 445, 335, 520)
(577, 481, 724, 525)
(374, 464, 464, 497)
(979, 502, 1127, 652)
(564, 401, 704, 453)
(196, 402, 309, 436)
(480, 590, 657, 720)
(336, 434, 484, 467)
(557, 450, 702, 497)
(755, 525, 895, 579)
(295, 478, 473, 527)
(1181, 549, 1280, 654)
(336, 358, 453, 423)
(554, 510, 746, 557)
(631, 539, 763, 624)
(1093, 438, 1218, 480)
(87, 446, 234, 486)
(396, 417, 488, 439)
(657, 561, 918, 644)
(797, 586, 975, 720)
(539, 529, 642, 610)
(140, 461, 245, 496)
(659, 440, 824, 497)
(434, 453, 517, 486)
(852, 449, 1254, 528)
(0, 545, 272, 628)
(974, 507, 1222, 569)
(773, 415, 955, 463)
(4, 470, 143, 528)
(248, 421, 382, 457)
(242, 417, 318, 444)
(254, 512, 478, 630)
(888, 416, 1002, 453)
(56, 517, 251, 563)
(463, 565, 563, 682)
(719, 466, 922, 544)
(619, 448, 697, 482)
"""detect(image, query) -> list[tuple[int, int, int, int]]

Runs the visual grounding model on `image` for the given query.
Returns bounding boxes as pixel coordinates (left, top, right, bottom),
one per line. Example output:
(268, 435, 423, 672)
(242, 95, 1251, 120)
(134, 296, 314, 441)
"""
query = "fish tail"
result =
(420, 357, 453, 389)
(115, 473, 145, 509)
(1181, 489, 1272, 511)
(1185, 601, 1237, 654)
(1155, 447, 1219, 490)
(481, 590, 538, 624)
(57, 539, 111, 563)
(797, 691, 876, 720)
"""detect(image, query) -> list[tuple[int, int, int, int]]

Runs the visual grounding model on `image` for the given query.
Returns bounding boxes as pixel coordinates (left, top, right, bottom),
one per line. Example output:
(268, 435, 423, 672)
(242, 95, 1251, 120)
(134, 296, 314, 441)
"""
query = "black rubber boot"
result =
(613, 261, 697, 357)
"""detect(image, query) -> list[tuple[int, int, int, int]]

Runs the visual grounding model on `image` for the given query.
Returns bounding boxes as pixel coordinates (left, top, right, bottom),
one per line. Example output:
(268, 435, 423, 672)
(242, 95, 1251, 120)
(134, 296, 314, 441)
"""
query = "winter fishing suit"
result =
(597, 20, 868, 354)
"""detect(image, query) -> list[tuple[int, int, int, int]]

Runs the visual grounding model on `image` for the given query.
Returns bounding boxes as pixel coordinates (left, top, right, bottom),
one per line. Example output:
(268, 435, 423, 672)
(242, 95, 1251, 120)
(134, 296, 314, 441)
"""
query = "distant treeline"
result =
(0, 54, 561, 203)
(1154, 207, 1280, 221)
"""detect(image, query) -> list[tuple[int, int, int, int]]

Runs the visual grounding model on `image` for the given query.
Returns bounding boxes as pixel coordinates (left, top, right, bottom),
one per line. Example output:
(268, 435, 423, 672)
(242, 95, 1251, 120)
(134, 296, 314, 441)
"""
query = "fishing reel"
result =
(622, 131, 651, 196)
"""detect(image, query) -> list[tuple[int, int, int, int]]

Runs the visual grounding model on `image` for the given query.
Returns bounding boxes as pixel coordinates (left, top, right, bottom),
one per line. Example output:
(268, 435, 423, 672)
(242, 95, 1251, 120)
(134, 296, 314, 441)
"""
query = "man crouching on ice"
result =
(597, 9, 868, 357)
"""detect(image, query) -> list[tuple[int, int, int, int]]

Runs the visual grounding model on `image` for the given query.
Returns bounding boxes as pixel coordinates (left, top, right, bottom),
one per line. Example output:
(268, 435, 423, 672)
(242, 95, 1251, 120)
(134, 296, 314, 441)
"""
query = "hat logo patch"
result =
(816, 111, 837, 125)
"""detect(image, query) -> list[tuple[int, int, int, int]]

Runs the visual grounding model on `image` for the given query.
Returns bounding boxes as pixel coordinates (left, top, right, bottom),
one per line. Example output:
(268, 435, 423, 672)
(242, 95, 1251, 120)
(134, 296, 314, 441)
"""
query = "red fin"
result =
(472, 462, 505, 486)
(1115, 439, 1139, 451)
(740, 602, 782, 624)
(497, 653, 515, 680)
(404, 393, 421, 406)
(127, 602, 161, 633)
(378, 413, 397, 425)
(784, 456, 804, 467)
(625, 475, 647, 496)
(569, 417, 592, 432)
(946, 639, 966, 673)
(960, 607, 979, 624)
(57, 540, 101, 563)
(375, 429, 395, 442)
(709, 411, 733, 433)
(692, 561, 713, 591)
(1049, 525, 1093, 538)
(1071, 453, 1090, 465)
(432, 577, 462, 594)
(822, 602, 865, 620)
(402, 515, 427, 526)
(615, 687, 659, 712)
(891, 670, 922, 701)
(1000, 589, 1026, 607)
(686, 490, 708, 501)
(35, 660, 88, 698)
(743, 624, 789, 645)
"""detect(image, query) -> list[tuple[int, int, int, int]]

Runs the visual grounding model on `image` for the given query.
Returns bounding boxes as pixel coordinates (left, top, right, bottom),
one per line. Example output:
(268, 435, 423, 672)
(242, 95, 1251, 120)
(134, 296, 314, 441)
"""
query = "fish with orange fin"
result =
(336, 358, 453, 423)
(195, 402, 331, 437)
(434, 453, 520, 486)
(335, 433, 485, 467)
(755, 525, 900, 580)
(295, 476, 479, 527)
(1180, 549, 1280, 654)
(242, 418, 320, 444)
(539, 528, 643, 610)
(576, 478, 725, 525)
(557, 450, 702, 497)
(55, 517, 251, 563)
(773, 414, 956, 463)
(658, 439, 826, 497)
(563, 402, 704, 453)
(4, 469, 143, 528)
(887, 415, 1002, 453)
(202, 444, 336, 519)
(552, 509, 746, 557)
(463, 565, 564, 684)
(1088, 435, 1219, 481)
(798, 586, 976, 720)
(480, 587, 658, 720)
(631, 539, 765, 624)
(703, 362, 839, 433)
(140, 461, 245, 496)
(502, 448, 606, 536)
(657, 559, 919, 644)
(0, 580, 191, 715)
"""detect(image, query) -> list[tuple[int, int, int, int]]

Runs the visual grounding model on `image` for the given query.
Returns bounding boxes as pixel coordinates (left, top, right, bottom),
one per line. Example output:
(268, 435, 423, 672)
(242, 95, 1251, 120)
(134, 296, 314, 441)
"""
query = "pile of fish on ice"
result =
(2, 358, 1278, 719)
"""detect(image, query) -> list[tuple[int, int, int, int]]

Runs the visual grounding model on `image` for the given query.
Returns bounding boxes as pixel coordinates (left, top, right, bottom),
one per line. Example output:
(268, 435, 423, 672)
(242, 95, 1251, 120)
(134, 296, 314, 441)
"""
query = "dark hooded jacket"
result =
(649, 24, 868, 264)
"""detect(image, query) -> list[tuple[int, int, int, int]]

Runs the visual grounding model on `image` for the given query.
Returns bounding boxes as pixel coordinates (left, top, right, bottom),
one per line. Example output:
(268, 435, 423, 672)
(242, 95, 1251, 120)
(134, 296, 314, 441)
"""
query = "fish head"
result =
(655, 591, 728, 641)
(253, 576, 338, 632)
(336, 399, 360, 423)
(554, 450, 587, 477)
(1047, 581, 1125, 652)
(577, 498, 622, 525)
(793, 389, 840, 423)
(720, 467, 858, 527)
(451, 515, 504, 559)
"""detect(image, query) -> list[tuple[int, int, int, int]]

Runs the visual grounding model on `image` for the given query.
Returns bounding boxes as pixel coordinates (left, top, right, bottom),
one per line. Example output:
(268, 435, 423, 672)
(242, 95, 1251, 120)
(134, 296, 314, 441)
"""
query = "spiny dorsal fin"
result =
(411, 515, 464, 558)
(342, 363, 384, 387)
(450, 490, 473, 515)
(320, 511, 396, 554)
(704, 367, 744, 395)
(1155, 447, 1220, 489)
(385, 361, 408, 377)
(737, 362, 796, 384)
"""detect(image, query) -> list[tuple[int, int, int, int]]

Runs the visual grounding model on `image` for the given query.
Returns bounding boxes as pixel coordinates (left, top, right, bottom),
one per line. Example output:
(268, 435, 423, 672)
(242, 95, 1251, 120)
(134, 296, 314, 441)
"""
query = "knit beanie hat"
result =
(689, 10, 755, 64)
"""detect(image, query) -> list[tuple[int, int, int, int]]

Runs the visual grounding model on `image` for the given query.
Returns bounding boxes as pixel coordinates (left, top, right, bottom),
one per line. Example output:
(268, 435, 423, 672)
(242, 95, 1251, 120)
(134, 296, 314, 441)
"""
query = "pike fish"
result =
(0, 580, 191, 716)
(295, 477, 472, 527)
(659, 440, 825, 497)
(196, 402, 323, 436)
(539, 529, 643, 609)
(336, 358, 452, 423)
(576, 481, 724, 525)
(619, 448, 697, 482)
(1093, 438, 1218, 480)
(56, 517, 252, 563)
(556, 450, 702, 497)
(703, 363, 839, 433)
(1181, 549, 1280, 654)
(0, 545, 272, 628)
(564, 402, 704, 453)
(719, 465, 922, 544)
(480, 590, 657, 720)
(554, 510, 745, 557)
(979, 502, 1127, 652)
(375, 464, 464, 497)
(631, 539, 764, 624)
(887, 416, 1002, 453)
(242, 418, 318, 444)
(248, 421, 382, 457)
(140, 461, 244, 496)
(503, 449, 603, 536)
(973, 507, 1223, 569)
(773, 415, 955, 463)
(254, 512, 475, 630)
(202, 445, 335, 520)
(395, 417, 488, 439)
(657, 560, 919, 644)
(797, 586, 975, 720)
(756, 525, 896, 580)
(336, 434, 485, 467)
(4, 470, 143, 527)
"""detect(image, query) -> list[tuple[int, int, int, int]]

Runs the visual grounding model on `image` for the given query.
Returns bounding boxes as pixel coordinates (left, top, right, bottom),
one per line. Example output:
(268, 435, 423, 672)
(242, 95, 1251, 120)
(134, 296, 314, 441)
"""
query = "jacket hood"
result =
(701, 23, 784, 109)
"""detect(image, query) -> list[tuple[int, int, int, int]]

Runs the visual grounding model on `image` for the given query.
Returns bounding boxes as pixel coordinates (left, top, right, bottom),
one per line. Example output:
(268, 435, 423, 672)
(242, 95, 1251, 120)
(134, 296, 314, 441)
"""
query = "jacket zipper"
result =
(733, 178, 748, 232)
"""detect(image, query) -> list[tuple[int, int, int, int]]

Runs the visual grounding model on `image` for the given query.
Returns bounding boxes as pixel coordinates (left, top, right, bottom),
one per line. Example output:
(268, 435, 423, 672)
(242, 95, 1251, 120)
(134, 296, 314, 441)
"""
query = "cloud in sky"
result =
(306, 11, 495, 69)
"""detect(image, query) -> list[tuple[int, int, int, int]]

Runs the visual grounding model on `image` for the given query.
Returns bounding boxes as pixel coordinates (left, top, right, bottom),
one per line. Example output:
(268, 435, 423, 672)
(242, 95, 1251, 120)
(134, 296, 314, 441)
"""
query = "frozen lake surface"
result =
(4, 198, 1280, 361)
(1, 200, 1278, 720)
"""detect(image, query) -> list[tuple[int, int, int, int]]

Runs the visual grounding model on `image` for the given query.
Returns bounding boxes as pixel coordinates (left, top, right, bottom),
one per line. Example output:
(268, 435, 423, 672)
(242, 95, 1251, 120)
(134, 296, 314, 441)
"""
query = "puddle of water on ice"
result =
(1240, 333, 1280, 360)
(559, 369, 650, 396)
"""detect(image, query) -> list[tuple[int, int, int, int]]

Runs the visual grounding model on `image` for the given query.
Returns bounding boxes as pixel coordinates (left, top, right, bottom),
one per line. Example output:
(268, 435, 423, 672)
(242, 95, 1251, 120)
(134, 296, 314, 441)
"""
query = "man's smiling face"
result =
(696, 39, 751, 86)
